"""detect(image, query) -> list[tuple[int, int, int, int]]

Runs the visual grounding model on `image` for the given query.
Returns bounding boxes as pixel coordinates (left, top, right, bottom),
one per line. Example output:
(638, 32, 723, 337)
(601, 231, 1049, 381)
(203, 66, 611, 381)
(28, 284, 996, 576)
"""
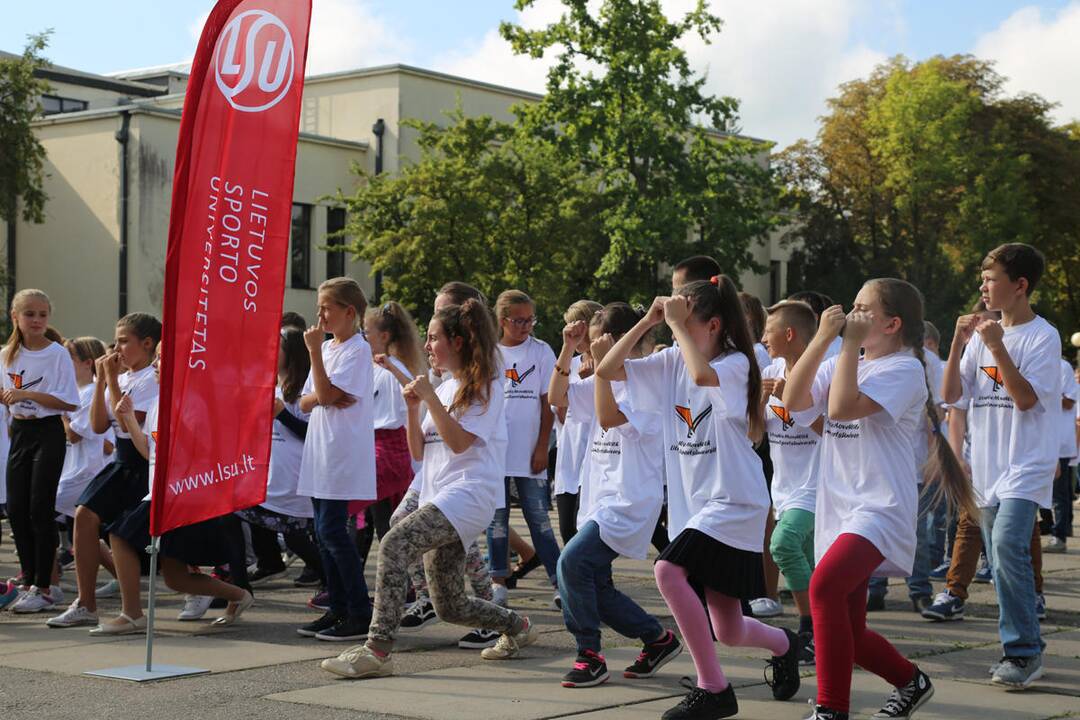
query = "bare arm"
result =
(9, 391, 76, 412)
(783, 305, 844, 412)
(548, 322, 586, 409)
(405, 402, 425, 461)
(942, 315, 977, 405)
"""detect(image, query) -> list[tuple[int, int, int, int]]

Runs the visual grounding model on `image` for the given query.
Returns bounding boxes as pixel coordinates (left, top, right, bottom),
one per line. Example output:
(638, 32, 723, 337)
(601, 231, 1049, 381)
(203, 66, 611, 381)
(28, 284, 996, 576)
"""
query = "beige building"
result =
(1, 54, 790, 340)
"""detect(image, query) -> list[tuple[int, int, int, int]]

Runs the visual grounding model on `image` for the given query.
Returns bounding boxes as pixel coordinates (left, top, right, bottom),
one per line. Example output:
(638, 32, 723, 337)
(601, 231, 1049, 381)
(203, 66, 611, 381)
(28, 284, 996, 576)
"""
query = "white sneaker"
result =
(481, 617, 539, 660)
(177, 594, 213, 621)
(50, 584, 64, 605)
(47, 600, 99, 628)
(1043, 537, 1067, 554)
(12, 586, 56, 614)
(749, 597, 783, 618)
(491, 583, 509, 607)
(95, 579, 121, 598)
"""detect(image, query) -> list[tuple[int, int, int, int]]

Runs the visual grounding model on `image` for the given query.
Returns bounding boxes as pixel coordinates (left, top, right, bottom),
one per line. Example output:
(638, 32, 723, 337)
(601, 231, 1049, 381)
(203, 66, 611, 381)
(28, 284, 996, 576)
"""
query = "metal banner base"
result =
(84, 665, 209, 682)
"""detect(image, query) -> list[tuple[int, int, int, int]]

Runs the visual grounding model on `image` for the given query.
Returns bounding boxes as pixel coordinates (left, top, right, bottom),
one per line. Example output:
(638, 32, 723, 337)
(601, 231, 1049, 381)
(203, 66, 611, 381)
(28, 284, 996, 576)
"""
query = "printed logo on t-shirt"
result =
(505, 364, 536, 387)
(979, 366, 1004, 392)
(151, 431, 159, 444)
(6, 371, 43, 391)
(674, 404, 712, 439)
(769, 404, 795, 431)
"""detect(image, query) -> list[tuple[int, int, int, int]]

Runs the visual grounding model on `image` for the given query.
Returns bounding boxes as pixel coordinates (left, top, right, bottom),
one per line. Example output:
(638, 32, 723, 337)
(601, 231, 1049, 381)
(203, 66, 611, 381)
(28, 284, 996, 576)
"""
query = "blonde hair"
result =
(65, 336, 108, 377)
(495, 289, 532, 321)
(319, 277, 368, 329)
(5, 289, 55, 366)
(434, 298, 500, 415)
(563, 300, 603, 325)
(366, 301, 427, 377)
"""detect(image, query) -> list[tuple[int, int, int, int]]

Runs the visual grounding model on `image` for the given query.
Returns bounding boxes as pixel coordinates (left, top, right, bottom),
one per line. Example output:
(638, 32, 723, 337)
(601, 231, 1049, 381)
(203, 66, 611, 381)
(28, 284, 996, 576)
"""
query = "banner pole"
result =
(144, 536, 160, 673)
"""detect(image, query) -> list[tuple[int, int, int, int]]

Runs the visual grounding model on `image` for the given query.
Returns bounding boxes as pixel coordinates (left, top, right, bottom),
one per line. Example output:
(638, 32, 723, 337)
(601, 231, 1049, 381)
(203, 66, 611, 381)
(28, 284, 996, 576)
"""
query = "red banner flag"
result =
(151, 0, 313, 535)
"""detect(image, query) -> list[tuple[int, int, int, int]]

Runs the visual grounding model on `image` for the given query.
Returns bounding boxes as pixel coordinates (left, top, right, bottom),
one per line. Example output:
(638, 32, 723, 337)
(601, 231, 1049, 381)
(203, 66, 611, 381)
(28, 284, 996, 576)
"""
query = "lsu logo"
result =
(769, 404, 795, 431)
(213, 10, 296, 113)
(979, 366, 1003, 392)
(6, 371, 43, 391)
(674, 405, 713, 438)
(505, 364, 536, 387)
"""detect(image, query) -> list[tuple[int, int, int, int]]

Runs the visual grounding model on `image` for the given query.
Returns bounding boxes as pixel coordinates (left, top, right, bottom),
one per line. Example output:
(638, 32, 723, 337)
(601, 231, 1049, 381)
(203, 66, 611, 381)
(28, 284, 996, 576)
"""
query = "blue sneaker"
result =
(974, 563, 992, 584)
(0, 581, 18, 610)
(1035, 593, 1046, 621)
(921, 590, 964, 621)
(929, 562, 949, 580)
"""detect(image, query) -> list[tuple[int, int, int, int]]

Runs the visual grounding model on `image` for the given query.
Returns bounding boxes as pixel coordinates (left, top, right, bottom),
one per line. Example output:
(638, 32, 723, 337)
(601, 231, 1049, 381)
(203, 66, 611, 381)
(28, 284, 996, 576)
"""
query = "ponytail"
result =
(4, 289, 53, 367)
(369, 301, 427, 378)
(279, 329, 311, 404)
(678, 277, 766, 444)
(435, 297, 499, 415)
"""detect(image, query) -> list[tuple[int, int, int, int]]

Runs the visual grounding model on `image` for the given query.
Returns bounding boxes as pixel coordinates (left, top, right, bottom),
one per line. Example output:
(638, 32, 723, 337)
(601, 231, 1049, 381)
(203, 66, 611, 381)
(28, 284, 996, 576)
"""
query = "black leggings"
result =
(7, 416, 66, 588)
(555, 492, 579, 545)
(250, 523, 324, 581)
(355, 498, 394, 573)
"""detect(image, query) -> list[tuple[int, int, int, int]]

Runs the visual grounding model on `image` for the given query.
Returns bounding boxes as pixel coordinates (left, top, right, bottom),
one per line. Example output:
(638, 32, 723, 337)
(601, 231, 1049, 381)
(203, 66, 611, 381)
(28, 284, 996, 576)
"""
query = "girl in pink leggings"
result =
(597, 275, 801, 720)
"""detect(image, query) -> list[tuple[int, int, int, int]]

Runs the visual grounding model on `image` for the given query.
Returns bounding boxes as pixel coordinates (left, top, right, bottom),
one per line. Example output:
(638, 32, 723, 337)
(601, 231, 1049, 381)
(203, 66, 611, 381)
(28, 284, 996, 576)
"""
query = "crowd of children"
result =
(0, 242, 1077, 720)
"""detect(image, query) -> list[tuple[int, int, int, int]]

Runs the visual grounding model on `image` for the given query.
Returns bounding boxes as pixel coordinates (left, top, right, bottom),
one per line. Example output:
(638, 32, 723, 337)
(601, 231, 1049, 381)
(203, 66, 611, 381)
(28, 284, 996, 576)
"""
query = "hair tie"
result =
(710, 275, 720, 286)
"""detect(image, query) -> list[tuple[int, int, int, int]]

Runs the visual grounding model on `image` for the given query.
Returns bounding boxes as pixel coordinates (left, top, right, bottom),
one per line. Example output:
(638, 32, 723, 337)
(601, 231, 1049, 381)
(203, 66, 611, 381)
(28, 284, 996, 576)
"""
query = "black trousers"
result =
(250, 523, 324, 581)
(555, 491, 579, 545)
(7, 416, 66, 588)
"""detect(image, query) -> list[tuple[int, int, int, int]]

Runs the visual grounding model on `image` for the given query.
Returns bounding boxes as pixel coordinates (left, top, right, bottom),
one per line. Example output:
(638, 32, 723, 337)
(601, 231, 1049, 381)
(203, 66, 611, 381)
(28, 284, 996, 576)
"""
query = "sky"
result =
(4, 0, 1079, 149)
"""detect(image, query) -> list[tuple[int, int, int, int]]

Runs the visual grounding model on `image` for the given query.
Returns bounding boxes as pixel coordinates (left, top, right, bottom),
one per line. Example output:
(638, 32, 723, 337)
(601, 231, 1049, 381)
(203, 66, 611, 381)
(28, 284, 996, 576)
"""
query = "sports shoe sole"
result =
(320, 658, 394, 679)
(921, 609, 963, 622)
(624, 643, 683, 678)
(561, 670, 610, 688)
(992, 666, 1044, 690)
(872, 685, 934, 719)
(398, 616, 440, 634)
(315, 631, 369, 642)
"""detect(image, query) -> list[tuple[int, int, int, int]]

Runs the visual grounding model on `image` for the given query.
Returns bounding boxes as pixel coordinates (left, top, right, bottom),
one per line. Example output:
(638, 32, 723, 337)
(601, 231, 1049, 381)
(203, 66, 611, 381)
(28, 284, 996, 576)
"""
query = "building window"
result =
(326, 207, 347, 280)
(40, 94, 88, 115)
(769, 260, 782, 305)
(290, 203, 312, 289)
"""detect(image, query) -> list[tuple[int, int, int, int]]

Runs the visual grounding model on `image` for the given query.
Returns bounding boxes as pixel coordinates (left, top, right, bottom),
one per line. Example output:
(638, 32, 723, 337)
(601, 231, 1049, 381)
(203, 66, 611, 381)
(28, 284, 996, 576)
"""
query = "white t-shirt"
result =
(0, 405, 8, 504)
(825, 337, 843, 359)
(298, 334, 377, 501)
(263, 387, 313, 518)
(792, 352, 927, 577)
(753, 343, 772, 371)
(499, 336, 556, 479)
(625, 347, 770, 552)
(144, 396, 160, 500)
(959, 315, 1062, 508)
(418, 376, 508, 548)
(1, 342, 79, 418)
(107, 365, 159, 440)
(1057, 358, 1078, 460)
(56, 383, 115, 517)
(572, 377, 665, 559)
(762, 359, 819, 517)
(554, 355, 593, 495)
(372, 356, 410, 431)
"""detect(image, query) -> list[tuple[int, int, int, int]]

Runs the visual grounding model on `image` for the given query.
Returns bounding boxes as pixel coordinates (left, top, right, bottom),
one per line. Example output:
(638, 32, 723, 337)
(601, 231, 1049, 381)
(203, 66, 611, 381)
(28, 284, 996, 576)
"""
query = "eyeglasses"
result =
(505, 316, 538, 328)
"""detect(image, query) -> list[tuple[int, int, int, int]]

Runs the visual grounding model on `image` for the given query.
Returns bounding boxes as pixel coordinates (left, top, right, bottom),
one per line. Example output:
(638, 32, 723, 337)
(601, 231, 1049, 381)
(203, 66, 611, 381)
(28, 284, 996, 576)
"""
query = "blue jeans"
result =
(982, 499, 1041, 658)
(313, 498, 371, 619)
(1052, 459, 1073, 541)
(487, 476, 561, 584)
(557, 521, 664, 654)
(870, 485, 935, 599)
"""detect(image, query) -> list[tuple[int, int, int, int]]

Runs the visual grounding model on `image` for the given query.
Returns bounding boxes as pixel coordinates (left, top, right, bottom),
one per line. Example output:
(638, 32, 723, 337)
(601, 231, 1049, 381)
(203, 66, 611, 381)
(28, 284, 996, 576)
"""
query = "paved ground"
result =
(1, 512, 1079, 720)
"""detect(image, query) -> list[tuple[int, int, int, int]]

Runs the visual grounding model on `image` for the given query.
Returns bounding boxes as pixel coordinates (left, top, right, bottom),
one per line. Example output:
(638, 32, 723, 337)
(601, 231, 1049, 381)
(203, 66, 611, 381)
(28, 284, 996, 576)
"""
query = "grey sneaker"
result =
(481, 617, 538, 660)
(1043, 537, 1066, 554)
(991, 655, 1043, 689)
(46, 600, 98, 628)
(320, 644, 394, 678)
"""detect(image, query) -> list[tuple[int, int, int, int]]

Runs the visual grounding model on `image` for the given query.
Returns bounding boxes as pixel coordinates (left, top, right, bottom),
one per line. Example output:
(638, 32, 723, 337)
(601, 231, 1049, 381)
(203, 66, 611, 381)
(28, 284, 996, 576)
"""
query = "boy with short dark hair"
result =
(942, 243, 1062, 689)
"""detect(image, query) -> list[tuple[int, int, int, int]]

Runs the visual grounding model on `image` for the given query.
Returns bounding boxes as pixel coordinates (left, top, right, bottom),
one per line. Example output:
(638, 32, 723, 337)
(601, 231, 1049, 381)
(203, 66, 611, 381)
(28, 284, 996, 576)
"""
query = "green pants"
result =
(769, 508, 815, 593)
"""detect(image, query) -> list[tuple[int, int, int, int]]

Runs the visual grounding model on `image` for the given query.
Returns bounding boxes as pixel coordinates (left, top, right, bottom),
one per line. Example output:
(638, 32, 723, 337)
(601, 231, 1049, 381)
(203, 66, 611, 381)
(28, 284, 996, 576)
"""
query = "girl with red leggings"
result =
(784, 278, 974, 720)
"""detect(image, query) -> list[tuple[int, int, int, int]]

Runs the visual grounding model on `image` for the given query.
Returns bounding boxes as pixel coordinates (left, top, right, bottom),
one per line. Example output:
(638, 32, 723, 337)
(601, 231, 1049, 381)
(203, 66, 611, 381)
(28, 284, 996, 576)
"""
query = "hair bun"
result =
(710, 275, 720, 286)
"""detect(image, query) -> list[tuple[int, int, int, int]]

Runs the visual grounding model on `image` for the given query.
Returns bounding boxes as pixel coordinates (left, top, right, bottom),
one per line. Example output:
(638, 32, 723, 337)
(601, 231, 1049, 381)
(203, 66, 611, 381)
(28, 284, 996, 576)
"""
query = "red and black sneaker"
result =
(561, 649, 610, 688)
(624, 630, 683, 678)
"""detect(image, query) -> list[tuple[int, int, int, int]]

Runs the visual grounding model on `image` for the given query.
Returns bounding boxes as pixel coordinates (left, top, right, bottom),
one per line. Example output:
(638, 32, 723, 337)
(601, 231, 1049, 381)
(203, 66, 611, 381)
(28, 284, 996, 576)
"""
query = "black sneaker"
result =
(765, 628, 801, 701)
(297, 610, 341, 638)
(293, 566, 322, 588)
(871, 667, 934, 718)
(798, 632, 815, 666)
(315, 615, 371, 642)
(561, 649, 609, 688)
(866, 593, 886, 612)
(662, 684, 738, 720)
(806, 705, 849, 720)
(249, 566, 287, 585)
(624, 630, 683, 678)
(458, 628, 500, 649)
(400, 598, 439, 632)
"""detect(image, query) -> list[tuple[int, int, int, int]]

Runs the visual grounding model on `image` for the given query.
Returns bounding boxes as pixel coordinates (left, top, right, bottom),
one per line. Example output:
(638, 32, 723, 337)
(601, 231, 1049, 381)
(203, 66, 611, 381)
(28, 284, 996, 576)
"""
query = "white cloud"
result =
(186, 0, 411, 77)
(973, 3, 1080, 126)
(433, 0, 889, 149)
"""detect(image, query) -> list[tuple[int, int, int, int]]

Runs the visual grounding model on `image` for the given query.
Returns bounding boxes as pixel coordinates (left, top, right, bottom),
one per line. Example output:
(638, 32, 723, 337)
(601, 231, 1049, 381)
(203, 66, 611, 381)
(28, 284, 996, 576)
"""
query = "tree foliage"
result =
(0, 32, 51, 224)
(778, 55, 1080, 350)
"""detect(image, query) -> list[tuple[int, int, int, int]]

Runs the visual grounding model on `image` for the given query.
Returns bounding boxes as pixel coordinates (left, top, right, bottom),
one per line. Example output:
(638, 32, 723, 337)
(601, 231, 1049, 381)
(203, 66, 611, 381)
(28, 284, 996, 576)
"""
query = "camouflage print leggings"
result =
(390, 488, 493, 601)
(368, 502, 520, 652)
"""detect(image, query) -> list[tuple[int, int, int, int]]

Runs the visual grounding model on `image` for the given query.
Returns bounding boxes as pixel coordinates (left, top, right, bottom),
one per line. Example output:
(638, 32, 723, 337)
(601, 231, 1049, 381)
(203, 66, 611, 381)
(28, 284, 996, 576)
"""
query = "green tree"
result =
(1, 32, 51, 225)
(502, 0, 777, 299)
(778, 54, 1080, 349)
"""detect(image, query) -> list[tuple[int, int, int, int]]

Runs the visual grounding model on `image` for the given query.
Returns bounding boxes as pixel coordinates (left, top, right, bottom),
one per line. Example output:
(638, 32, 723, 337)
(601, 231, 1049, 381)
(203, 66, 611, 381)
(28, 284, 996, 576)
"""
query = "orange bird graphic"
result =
(979, 366, 1003, 391)
(674, 405, 713, 438)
